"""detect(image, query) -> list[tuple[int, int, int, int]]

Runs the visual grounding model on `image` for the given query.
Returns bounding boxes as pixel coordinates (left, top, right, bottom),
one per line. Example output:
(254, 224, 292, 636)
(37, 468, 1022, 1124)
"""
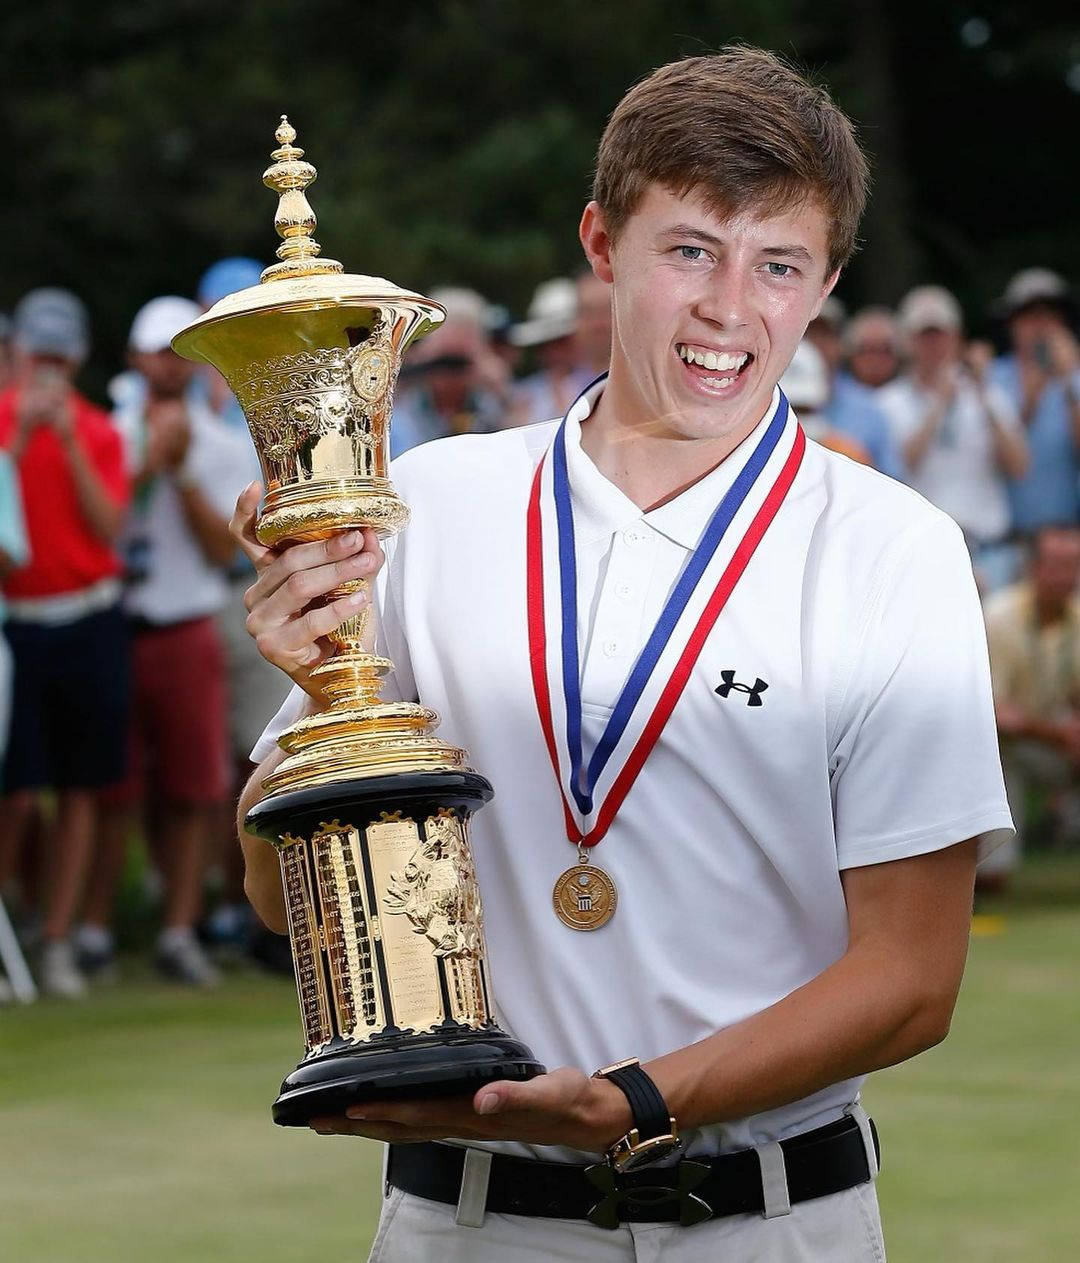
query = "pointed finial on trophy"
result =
(260, 115, 343, 282)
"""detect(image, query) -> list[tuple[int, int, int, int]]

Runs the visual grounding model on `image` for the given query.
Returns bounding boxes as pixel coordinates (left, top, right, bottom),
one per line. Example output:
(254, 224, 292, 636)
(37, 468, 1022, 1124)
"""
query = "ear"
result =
(579, 202, 615, 285)
(808, 268, 842, 323)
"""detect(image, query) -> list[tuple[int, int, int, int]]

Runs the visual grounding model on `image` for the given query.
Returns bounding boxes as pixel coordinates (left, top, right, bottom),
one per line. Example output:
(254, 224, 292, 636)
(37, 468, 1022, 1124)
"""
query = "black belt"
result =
(387, 1114, 878, 1228)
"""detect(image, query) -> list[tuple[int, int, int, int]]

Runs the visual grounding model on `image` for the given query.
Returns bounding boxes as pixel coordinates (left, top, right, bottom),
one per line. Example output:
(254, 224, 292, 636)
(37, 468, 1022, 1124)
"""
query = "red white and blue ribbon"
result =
(526, 382, 805, 848)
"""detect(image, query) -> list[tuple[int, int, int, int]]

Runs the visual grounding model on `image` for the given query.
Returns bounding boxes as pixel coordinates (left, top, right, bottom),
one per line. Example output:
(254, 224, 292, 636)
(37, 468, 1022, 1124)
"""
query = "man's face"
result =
(1034, 529, 1080, 606)
(583, 184, 838, 442)
(14, 348, 79, 386)
(413, 317, 484, 405)
(132, 348, 195, 398)
(1008, 303, 1068, 356)
(909, 327, 959, 376)
(848, 316, 900, 389)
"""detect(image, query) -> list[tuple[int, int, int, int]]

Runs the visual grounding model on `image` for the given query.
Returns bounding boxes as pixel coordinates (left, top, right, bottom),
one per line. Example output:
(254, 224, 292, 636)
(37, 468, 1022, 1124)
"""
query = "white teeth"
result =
(677, 344, 749, 372)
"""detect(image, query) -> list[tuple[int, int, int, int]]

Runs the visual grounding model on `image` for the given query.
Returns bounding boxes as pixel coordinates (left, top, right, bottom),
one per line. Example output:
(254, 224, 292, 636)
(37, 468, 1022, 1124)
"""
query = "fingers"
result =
(243, 529, 378, 612)
(235, 509, 388, 678)
(230, 482, 271, 567)
(254, 588, 369, 669)
(246, 549, 374, 631)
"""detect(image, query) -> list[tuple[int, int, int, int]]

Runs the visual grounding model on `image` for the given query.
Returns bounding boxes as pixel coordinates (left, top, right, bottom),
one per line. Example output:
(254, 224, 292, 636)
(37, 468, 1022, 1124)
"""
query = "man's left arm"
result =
(308, 840, 975, 1148)
(645, 840, 975, 1129)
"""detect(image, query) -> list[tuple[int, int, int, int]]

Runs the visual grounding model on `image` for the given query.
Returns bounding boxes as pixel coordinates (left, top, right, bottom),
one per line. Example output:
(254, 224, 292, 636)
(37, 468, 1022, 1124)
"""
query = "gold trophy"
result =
(173, 118, 542, 1126)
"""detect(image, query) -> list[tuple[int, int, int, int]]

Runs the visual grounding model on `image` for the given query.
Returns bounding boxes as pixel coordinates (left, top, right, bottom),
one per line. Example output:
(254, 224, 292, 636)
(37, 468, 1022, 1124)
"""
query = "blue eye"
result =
(678, 245, 705, 261)
(766, 262, 793, 277)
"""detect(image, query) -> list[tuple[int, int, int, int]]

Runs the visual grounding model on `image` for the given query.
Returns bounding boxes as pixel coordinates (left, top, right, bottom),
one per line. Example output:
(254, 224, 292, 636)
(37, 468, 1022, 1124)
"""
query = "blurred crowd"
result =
(1, 259, 1079, 1002)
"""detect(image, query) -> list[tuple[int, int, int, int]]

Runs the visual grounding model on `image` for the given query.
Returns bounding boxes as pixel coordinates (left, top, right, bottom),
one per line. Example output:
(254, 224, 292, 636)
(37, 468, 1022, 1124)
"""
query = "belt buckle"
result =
(583, 1159, 713, 1230)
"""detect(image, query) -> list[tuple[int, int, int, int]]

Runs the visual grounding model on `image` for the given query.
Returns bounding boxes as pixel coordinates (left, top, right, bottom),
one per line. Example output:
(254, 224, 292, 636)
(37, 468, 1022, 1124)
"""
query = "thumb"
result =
(473, 1076, 543, 1116)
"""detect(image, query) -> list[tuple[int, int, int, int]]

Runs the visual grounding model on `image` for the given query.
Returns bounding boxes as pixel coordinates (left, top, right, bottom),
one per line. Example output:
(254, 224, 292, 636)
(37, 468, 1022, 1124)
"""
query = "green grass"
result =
(2, 857, 1078, 1262)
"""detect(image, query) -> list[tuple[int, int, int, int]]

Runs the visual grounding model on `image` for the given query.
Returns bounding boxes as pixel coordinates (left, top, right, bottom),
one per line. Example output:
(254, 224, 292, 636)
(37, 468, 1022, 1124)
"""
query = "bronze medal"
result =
(552, 862, 617, 931)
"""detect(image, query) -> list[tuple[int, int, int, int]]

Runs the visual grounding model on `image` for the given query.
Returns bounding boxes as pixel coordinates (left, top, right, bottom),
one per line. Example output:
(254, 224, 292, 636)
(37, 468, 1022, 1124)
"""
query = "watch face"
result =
(614, 1136, 682, 1173)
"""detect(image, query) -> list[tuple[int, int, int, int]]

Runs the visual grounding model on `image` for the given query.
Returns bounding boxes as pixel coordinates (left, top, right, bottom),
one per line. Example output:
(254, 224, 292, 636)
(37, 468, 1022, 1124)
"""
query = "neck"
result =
(578, 367, 769, 511)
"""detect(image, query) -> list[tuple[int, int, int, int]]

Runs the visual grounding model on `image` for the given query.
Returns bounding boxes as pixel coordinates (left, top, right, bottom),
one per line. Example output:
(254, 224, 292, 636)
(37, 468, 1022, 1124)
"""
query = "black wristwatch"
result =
(593, 1057, 681, 1172)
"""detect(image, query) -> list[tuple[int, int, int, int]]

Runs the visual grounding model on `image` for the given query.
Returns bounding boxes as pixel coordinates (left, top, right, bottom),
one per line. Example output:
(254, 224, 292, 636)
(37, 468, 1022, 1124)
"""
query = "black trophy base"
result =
(245, 772, 546, 1129)
(273, 1026, 544, 1127)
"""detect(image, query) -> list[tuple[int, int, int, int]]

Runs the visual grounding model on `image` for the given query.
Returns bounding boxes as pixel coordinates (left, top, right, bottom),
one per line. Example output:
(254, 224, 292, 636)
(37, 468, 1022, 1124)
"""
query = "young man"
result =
(235, 49, 1010, 1260)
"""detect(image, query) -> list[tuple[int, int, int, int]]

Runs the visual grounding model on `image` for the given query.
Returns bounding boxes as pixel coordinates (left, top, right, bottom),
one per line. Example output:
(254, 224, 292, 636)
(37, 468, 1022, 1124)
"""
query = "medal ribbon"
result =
(527, 389, 805, 847)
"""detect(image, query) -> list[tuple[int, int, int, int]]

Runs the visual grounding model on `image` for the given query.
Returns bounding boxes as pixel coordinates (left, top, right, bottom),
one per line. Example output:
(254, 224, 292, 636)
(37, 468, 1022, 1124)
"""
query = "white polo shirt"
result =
(254, 382, 1011, 1162)
(877, 373, 1021, 544)
(113, 398, 256, 625)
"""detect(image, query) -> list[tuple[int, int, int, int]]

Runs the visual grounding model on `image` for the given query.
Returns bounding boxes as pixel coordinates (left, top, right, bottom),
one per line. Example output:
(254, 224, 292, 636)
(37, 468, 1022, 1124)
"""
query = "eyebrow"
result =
(660, 225, 816, 265)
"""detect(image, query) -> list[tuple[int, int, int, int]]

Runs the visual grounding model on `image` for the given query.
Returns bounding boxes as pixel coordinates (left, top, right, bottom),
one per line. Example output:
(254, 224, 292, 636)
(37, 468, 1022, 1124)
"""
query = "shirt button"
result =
(623, 528, 644, 545)
(603, 639, 619, 657)
(614, 582, 632, 599)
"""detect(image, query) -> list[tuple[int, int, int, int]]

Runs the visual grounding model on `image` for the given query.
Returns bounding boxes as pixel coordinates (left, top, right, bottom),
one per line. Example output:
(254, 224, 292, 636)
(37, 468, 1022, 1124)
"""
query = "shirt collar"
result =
(562, 376, 785, 550)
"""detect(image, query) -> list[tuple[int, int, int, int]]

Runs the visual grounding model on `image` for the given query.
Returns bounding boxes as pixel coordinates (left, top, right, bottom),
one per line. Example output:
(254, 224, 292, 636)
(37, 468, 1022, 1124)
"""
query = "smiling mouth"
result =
(675, 343, 753, 388)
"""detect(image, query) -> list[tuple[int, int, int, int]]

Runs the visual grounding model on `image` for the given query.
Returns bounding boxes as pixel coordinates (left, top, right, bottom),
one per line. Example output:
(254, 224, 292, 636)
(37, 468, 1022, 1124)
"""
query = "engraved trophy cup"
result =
(173, 118, 543, 1126)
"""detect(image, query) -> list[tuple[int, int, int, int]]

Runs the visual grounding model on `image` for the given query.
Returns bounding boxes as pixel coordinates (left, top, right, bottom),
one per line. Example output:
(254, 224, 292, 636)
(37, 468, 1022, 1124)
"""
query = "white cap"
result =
(129, 296, 202, 353)
(898, 286, 962, 335)
(509, 278, 578, 347)
(999, 268, 1071, 316)
(781, 339, 829, 413)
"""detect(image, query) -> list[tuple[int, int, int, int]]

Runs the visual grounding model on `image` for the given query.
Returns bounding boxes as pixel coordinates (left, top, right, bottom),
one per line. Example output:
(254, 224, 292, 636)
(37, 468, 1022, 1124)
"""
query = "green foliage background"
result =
(5, 0, 1080, 397)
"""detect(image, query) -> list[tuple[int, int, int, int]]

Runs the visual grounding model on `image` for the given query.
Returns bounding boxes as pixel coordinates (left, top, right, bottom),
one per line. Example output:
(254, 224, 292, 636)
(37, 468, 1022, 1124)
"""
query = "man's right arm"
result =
(238, 745, 291, 933)
(228, 481, 386, 933)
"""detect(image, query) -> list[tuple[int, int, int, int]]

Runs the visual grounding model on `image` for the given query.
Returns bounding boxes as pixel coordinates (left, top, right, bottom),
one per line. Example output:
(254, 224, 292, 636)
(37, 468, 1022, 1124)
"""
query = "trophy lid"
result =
(173, 116, 443, 364)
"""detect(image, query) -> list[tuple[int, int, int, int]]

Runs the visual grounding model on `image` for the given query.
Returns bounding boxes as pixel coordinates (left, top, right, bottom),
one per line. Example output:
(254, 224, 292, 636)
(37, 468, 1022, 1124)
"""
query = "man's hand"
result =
(230, 481, 385, 697)
(147, 399, 192, 472)
(307, 1067, 631, 1152)
(1047, 327, 1080, 379)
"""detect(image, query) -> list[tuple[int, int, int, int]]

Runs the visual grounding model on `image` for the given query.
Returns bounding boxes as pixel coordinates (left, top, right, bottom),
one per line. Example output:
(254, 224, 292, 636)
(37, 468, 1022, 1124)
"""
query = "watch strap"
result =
(594, 1058, 671, 1143)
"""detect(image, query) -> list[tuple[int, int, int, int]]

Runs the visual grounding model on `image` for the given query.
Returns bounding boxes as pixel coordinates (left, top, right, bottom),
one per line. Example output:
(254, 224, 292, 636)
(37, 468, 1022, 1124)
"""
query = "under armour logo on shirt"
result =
(715, 670, 769, 707)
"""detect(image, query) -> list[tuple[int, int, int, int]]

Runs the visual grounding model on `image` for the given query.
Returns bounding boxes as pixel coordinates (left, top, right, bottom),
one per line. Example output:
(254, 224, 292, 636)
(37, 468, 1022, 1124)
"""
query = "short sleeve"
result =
(248, 534, 417, 764)
(830, 514, 1013, 868)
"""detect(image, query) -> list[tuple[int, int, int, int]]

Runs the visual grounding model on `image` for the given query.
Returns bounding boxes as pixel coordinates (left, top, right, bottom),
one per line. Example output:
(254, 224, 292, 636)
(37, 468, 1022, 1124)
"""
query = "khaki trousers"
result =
(367, 1162, 886, 1262)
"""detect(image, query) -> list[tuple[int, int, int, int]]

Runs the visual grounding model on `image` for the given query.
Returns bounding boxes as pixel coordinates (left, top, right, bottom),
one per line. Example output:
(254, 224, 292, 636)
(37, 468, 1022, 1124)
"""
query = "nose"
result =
(693, 260, 751, 331)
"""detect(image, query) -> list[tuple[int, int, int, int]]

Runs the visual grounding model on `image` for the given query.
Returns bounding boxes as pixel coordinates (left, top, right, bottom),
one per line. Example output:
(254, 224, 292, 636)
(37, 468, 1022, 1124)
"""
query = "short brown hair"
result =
(593, 47, 869, 274)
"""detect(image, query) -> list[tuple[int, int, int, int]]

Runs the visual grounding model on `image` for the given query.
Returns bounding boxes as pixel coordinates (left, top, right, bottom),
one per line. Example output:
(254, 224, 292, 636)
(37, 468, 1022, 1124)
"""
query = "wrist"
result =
(592, 1057, 681, 1169)
(585, 1076, 634, 1151)
(171, 451, 198, 490)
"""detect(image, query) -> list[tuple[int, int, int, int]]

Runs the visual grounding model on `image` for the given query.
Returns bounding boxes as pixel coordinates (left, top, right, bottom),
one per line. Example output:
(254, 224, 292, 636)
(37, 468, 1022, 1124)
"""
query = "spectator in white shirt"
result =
(879, 286, 1029, 590)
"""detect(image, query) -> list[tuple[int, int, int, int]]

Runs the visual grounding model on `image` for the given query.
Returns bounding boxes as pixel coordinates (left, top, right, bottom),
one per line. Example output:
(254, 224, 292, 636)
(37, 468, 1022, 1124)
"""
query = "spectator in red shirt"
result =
(0, 288, 130, 999)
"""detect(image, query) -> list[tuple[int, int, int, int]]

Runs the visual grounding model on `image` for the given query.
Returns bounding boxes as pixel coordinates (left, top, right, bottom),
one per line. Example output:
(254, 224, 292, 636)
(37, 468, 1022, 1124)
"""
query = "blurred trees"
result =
(5, 0, 1080, 395)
